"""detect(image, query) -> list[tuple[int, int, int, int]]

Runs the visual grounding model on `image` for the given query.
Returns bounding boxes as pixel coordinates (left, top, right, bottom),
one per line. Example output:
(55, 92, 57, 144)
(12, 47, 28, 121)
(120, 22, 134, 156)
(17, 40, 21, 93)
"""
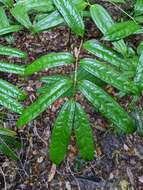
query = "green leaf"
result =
(50, 100, 75, 164)
(106, 0, 125, 2)
(40, 75, 68, 83)
(0, 93, 23, 114)
(0, 45, 27, 58)
(74, 102, 94, 160)
(25, 52, 74, 75)
(77, 68, 105, 86)
(0, 137, 18, 160)
(0, 79, 27, 100)
(38, 75, 73, 97)
(137, 41, 143, 55)
(105, 21, 140, 41)
(134, 0, 143, 16)
(53, 0, 85, 36)
(0, 135, 21, 149)
(90, 4, 128, 56)
(80, 58, 139, 95)
(34, 11, 64, 33)
(71, 0, 87, 11)
(0, 127, 16, 136)
(0, 0, 14, 7)
(17, 78, 72, 126)
(78, 80, 136, 134)
(0, 61, 25, 75)
(0, 7, 14, 43)
(11, 4, 33, 30)
(0, 25, 22, 36)
(17, 0, 54, 13)
(134, 53, 143, 90)
(83, 39, 133, 71)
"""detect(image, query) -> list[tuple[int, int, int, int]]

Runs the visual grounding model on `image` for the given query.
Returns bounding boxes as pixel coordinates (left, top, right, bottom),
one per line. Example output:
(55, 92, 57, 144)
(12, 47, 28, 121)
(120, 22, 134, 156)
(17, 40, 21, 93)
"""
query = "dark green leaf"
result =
(90, 4, 128, 56)
(105, 21, 140, 41)
(0, 79, 27, 100)
(50, 100, 75, 164)
(17, 78, 72, 126)
(25, 52, 74, 75)
(53, 0, 85, 36)
(0, 25, 22, 36)
(0, 93, 23, 114)
(78, 80, 136, 133)
(0, 61, 25, 75)
(80, 58, 139, 95)
(74, 102, 94, 160)
(83, 39, 134, 71)
(0, 45, 27, 58)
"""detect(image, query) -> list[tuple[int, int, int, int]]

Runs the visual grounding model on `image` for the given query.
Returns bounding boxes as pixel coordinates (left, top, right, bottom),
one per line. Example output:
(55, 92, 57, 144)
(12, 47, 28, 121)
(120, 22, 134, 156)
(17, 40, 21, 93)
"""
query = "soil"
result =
(0, 1, 143, 190)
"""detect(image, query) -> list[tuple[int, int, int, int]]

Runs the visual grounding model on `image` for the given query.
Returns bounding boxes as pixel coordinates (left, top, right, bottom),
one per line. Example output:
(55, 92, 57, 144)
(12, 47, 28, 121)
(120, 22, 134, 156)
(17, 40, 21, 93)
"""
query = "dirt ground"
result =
(0, 1, 143, 190)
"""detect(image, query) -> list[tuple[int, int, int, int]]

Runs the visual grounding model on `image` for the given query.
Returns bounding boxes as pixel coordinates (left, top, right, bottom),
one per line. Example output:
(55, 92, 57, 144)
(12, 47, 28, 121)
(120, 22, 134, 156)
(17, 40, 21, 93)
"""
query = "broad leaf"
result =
(17, 78, 72, 126)
(34, 11, 64, 33)
(0, 45, 27, 58)
(25, 52, 74, 75)
(0, 79, 27, 100)
(134, 53, 143, 90)
(105, 21, 140, 41)
(0, 7, 14, 43)
(0, 93, 23, 114)
(11, 4, 33, 30)
(80, 58, 139, 95)
(53, 0, 85, 36)
(78, 80, 136, 133)
(83, 39, 134, 71)
(50, 100, 75, 164)
(0, 61, 25, 75)
(74, 102, 94, 160)
(0, 25, 22, 36)
(90, 4, 128, 56)
(134, 0, 143, 16)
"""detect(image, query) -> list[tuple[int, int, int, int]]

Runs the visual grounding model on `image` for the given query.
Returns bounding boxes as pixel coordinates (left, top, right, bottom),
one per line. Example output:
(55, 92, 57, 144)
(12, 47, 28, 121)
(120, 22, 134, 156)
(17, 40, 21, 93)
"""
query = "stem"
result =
(73, 39, 83, 96)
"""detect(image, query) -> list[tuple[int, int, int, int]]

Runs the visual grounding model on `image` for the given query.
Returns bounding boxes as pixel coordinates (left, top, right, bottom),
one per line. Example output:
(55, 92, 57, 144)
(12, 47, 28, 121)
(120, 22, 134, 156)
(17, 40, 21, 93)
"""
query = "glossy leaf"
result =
(0, 93, 23, 114)
(74, 102, 94, 160)
(90, 4, 128, 56)
(79, 80, 136, 134)
(83, 39, 134, 71)
(0, 45, 27, 58)
(53, 0, 85, 36)
(0, 7, 14, 43)
(34, 11, 64, 33)
(11, 4, 33, 30)
(105, 21, 140, 41)
(25, 52, 74, 75)
(0, 25, 22, 36)
(0, 79, 27, 100)
(50, 100, 75, 164)
(80, 58, 139, 95)
(0, 0, 14, 7)
(17, 78, 72, 126)
(17, 0, 54, 13)
(134, 53, 143, 90)
(134, 0, 143, 16)
(0, 61, 25, 75)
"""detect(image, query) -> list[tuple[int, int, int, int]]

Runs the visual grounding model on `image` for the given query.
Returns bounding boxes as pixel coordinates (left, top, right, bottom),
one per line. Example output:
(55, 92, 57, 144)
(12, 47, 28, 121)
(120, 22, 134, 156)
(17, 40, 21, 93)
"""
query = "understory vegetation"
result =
(0, 1, 143, 188)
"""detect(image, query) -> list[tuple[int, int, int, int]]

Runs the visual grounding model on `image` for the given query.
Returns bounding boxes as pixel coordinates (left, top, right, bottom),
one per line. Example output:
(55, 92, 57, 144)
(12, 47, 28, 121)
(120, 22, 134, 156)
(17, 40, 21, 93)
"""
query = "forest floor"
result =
(0, 1, 143, 190)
